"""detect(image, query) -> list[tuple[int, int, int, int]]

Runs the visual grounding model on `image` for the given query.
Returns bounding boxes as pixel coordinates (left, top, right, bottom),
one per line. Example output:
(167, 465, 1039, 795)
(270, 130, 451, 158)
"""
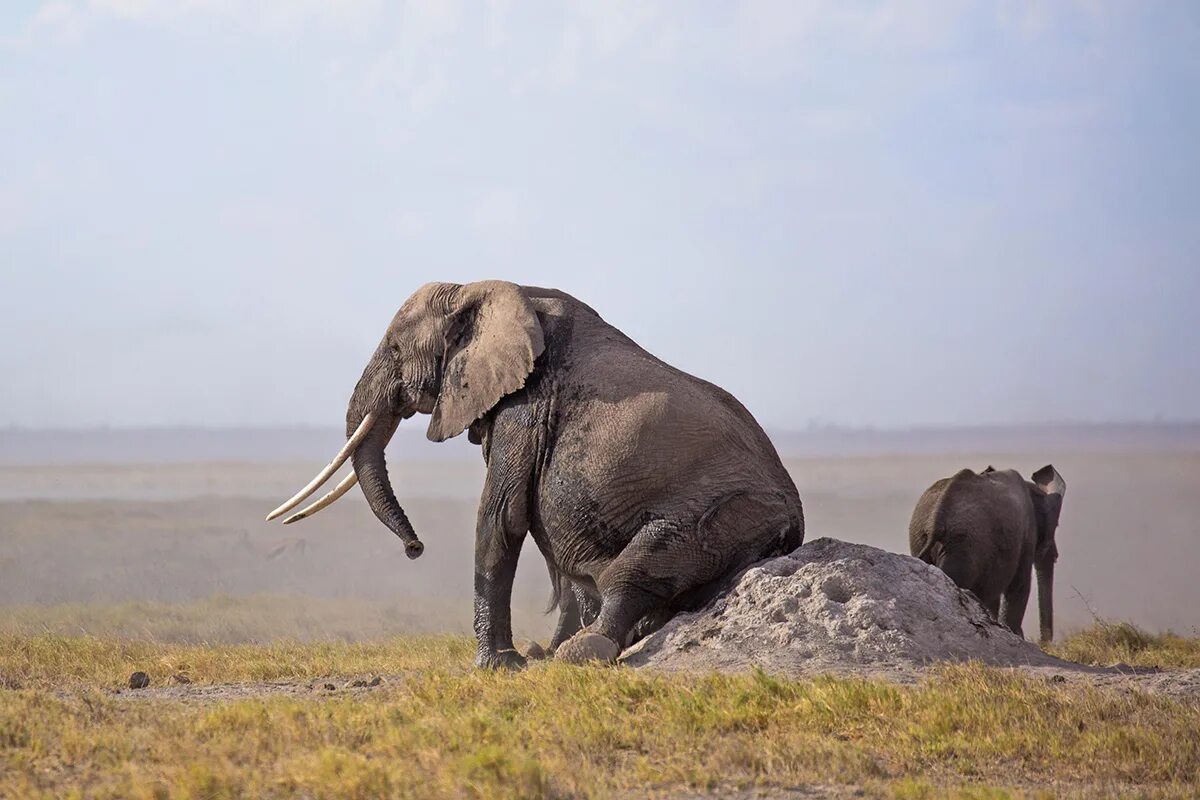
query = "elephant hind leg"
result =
(627, 606, 676, 646)
(999, 568, 1032, 639)
(547, 583, 582, 653)
(560, 493, 796, 662)
(548, 581, 601, 652)
(557, 519, 704, 663)
(576, 519, 683, 654)
(934, 551, 1003, 618)
(556, 580, 663, 664)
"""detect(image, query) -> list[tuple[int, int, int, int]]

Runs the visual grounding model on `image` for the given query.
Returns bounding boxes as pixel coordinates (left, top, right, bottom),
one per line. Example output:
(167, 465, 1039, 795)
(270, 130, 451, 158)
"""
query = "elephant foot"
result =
(475, 648, 527, 671)
(524, 640, 549, 661)
(555, 631, 620, 664)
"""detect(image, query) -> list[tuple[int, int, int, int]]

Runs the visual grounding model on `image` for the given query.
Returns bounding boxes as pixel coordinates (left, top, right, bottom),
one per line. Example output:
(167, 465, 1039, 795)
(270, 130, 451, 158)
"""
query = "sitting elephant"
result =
(908, 465, 1065, 642)
(268, 281, 805, 667)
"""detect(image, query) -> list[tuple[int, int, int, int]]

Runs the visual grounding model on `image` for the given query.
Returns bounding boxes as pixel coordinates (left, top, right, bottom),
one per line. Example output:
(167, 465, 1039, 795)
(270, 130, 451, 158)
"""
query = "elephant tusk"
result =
(266, 413, 377, 521)
(282, 471, 358, 524)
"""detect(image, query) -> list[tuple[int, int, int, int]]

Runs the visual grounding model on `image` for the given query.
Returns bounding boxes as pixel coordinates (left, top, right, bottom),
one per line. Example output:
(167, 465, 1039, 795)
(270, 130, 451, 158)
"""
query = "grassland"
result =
(3, 449, 1198, 797)
(1049, 621, 1200, 670)
(1, 629, 1198, 799)
(0, 594, 443, 645)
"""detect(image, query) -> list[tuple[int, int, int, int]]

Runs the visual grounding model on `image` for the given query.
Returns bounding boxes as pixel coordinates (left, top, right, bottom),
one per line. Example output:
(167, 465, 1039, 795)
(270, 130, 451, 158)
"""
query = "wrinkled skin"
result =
(908, 465, 1065, 642)
(545, 575, 600, 655)
(344, 281, 805, 668)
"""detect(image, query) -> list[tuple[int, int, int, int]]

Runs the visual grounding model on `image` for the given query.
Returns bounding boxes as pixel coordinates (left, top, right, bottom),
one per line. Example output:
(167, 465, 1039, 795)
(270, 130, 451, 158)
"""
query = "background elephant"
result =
(908, 465, 1065, 642)
(269, 281, 804, 667)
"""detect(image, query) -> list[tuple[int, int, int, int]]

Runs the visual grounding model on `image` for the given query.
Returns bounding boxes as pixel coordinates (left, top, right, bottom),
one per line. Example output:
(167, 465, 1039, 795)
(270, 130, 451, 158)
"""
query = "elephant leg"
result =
(548, 590, 580, 653)
(548, 581, 583, 652)
(627, 606, 675, 646)
(548, 580, 601, 653)
(935, 550, 1004, 619)
(473, 535, 526, 669)
(558, 493, 792, 664)
(577, 583, 600, 627)
(472, 477, 531, 670)
(621, 572, 733, 646)
(934, 549, 973, 593)
(555, 520, 682, 663)
(999, 568, 1032, 639)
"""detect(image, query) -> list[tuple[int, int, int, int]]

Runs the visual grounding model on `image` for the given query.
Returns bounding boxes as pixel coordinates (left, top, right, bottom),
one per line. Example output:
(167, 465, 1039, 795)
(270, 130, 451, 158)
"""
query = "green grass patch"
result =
(1, 634, 1198, 798)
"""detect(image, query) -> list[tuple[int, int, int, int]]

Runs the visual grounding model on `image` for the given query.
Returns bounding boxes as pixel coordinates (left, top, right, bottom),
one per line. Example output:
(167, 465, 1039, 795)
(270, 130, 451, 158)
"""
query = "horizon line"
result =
(3, 419, 1199, 434)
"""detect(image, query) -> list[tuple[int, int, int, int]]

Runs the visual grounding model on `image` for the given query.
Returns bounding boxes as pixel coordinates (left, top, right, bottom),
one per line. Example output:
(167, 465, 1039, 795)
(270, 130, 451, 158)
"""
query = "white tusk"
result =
(282, 471, 358, 524)
(266, 412, 376, 521)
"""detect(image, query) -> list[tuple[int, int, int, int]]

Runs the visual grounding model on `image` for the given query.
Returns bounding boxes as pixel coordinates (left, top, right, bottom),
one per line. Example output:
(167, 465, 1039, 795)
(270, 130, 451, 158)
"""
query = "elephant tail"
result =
(912, 514, 950, 564)
(543, 557, 565, 614)
(912, 532, 938, 562)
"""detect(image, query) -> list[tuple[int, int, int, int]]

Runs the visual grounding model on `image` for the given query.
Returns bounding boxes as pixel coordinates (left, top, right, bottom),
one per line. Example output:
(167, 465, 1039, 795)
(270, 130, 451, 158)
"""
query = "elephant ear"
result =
(1031, 464, 1066, 498)
(1029, 464, 1066, 555)
(427, 281, 545, 443)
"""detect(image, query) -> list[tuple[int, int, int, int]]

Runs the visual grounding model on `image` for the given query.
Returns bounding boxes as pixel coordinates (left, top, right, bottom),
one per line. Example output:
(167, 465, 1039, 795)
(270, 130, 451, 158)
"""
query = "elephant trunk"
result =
(351, 412, 424, 559)
(1035, 557, 1054, 643)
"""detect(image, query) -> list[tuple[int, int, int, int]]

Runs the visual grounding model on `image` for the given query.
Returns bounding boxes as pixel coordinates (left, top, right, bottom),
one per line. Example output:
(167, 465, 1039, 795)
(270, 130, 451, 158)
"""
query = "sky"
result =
(1, 1, 1198, 431)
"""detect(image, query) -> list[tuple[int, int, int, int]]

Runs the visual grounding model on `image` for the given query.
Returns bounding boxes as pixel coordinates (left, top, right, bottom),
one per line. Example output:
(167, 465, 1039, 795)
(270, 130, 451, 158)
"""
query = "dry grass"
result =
(1050, 622, 1200, 669)
(0, 633, 473, 691)
(0, 594, 453, 645)
(2, 633, 1199, 798)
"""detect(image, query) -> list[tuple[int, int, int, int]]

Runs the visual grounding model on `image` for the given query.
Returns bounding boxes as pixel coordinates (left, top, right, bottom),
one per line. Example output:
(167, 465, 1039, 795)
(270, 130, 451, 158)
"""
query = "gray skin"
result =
(908, 465, 1065, 642)
(544, 576, 599, 655)
(344, 281, 805, 668)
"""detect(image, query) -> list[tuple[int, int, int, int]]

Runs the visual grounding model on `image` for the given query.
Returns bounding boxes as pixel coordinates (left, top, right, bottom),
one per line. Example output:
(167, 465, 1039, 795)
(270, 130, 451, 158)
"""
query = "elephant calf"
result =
(909, 465, 1065, 642)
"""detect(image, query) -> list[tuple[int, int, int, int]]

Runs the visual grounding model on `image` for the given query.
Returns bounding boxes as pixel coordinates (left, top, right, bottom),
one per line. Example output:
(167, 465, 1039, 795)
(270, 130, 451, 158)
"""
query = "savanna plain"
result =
(2, 429, 1199, 799)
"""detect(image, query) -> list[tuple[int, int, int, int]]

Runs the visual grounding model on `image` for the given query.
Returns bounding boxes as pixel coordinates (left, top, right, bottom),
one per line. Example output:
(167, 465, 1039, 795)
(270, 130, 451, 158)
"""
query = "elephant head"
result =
(1028, 464, 1066, 643)
(266, 281, 545, 556)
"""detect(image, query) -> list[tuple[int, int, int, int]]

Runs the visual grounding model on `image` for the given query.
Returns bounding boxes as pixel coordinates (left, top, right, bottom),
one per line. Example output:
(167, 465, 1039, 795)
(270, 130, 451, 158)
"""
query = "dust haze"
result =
(2, 425, 1196, 644)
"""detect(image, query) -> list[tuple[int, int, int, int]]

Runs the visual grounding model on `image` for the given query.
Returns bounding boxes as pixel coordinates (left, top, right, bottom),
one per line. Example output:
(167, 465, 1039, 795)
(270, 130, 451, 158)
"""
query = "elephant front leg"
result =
(473, 524, 527, 670)
(469, 425, 539, 670)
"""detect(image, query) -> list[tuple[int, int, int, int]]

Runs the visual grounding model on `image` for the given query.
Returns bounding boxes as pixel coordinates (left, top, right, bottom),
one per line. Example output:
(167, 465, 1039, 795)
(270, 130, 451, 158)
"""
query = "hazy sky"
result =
(2, 1, 1198, 430)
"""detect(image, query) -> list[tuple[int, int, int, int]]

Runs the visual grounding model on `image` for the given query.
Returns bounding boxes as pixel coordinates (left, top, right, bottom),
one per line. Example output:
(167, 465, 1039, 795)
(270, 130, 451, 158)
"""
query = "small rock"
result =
(128, 671, 150, 690)
(1051, 674, 1067, 683)
(323, 682, 336, 691)
(525, 641, 548, 660)
(346, 676, 387, 688)
(172, 673, 192, 685)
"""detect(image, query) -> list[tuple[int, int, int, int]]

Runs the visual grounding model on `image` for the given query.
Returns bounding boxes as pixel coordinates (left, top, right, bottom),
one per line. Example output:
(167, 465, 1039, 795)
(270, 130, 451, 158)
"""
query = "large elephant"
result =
(268, 281, 804, 667)
(908, 465, 1066, 642)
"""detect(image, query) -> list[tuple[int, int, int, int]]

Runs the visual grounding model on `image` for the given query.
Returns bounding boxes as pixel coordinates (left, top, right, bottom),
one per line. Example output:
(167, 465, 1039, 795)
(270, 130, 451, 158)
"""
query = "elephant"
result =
(544, 575, 599, 656)
(268, 281, 805, 668)
(908, 464, 1066, 642)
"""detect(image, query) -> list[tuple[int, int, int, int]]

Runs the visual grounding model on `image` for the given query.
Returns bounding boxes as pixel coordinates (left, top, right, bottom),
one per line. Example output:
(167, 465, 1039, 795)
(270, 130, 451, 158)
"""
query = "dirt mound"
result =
(622, 538, 1072, 676)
